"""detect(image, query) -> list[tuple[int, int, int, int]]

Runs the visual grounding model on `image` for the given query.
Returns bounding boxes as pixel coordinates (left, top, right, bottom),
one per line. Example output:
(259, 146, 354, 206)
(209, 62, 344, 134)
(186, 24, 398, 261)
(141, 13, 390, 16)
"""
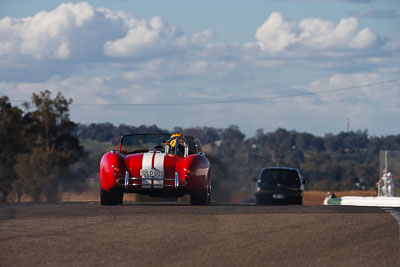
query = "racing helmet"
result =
(169, 133, 185, 149)
(167, 133, 188, 157)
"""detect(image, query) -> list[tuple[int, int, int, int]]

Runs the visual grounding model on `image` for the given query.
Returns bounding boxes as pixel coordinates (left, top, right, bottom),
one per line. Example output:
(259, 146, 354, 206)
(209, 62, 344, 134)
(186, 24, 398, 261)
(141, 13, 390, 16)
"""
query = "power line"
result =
(9, 78, 400, 107)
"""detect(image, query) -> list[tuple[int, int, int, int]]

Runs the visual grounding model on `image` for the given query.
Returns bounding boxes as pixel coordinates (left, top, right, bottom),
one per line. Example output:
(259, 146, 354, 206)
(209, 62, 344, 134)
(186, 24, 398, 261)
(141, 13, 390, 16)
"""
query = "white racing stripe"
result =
(153, 153, 165, 188)
(141, 153, 153, 188)
(141, 152, 165, 189)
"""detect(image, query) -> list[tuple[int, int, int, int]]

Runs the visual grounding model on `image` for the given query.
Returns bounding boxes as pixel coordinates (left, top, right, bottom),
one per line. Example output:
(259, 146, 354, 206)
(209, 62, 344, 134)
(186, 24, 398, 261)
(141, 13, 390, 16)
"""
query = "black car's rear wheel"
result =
(100, 186, 123, 205)
(255, 195, 273, 205)
(256, 199, 269, 205)
(293, 197, 303, 205)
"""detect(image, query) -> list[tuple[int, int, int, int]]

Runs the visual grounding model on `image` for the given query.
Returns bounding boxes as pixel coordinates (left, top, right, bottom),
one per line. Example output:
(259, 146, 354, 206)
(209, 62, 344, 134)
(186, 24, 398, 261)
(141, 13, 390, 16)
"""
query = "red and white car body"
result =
(100, 134, 211, 205)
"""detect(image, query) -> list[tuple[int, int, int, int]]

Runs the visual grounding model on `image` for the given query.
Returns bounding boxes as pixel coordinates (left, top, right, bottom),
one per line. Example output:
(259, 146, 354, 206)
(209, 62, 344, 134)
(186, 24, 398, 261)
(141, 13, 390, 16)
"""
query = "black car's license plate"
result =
(273, 194, 285, 199)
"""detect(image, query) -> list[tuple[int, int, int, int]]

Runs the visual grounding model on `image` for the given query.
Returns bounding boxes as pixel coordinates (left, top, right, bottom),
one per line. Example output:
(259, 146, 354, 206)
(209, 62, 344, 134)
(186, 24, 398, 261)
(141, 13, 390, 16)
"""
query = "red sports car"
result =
(100, 133, 211, 205)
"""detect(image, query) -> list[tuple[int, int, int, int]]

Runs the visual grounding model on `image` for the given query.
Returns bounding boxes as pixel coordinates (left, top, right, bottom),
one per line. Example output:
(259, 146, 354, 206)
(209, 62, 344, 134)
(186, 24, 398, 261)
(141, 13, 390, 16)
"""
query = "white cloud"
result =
(104, 16, 189, 58)
(255, 13, 378, 52)
(292, 70, 400, 133)
(0, 4, 384, 66)
(0, 2, 95, 60)
(0, 75, 112, 105)
(350, 28, 377, 48)
(301, 71, 400, 109)
(383, 39, 400, 52)
(351, 8, 396, 19)
(0, 2, 197, 62)
(255, 12, 297, 52)
(191, 30, 215, 45)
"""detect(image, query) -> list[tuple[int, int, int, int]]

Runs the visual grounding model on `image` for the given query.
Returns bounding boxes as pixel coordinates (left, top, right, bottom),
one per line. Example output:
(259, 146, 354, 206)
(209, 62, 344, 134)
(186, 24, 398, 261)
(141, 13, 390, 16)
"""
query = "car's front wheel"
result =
(100, 186, 123, 205)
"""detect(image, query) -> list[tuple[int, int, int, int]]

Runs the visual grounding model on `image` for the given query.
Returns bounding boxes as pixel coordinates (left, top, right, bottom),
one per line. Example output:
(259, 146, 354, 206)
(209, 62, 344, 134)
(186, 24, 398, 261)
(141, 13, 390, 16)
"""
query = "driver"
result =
(168, 133, 186, 157)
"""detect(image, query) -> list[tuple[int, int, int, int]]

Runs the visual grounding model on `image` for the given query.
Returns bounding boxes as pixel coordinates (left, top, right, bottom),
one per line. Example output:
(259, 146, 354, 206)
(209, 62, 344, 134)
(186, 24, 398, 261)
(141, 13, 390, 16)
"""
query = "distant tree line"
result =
(2, 91, 400, 202)
(77, 123, 169, 142)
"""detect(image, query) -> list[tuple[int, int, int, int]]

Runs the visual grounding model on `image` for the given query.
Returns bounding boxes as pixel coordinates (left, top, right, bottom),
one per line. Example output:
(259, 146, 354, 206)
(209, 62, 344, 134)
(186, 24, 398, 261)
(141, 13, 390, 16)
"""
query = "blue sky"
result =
(0, 0, 399, 137)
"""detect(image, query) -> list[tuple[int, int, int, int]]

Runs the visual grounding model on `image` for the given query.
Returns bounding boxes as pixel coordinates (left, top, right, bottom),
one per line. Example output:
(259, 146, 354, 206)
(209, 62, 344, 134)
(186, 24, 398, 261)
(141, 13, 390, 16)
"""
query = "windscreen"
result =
(260, 169, 301, 186)
(120, 134, 197, 155)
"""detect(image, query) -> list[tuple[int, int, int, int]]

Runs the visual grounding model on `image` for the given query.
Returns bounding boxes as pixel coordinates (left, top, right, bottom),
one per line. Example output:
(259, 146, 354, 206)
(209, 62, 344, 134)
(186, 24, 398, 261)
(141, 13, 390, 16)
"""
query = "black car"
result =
(253, 167, 306, 205)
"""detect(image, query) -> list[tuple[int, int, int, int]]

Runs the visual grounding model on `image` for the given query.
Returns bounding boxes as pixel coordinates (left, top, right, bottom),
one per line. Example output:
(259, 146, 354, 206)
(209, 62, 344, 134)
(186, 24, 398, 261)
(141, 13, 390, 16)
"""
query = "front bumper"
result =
(116, 171, 187, 189)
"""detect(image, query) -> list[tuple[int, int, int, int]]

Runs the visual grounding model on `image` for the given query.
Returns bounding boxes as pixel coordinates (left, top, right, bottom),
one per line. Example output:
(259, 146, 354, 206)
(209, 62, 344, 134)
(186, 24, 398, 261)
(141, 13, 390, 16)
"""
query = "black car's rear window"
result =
(260, 169, 300, 186)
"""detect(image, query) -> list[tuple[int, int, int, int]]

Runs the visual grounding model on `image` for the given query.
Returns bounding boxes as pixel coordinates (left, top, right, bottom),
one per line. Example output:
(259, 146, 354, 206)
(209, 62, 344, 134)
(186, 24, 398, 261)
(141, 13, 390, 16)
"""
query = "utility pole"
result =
(346, 117, 350, 132)
(385, 150, 388, 171)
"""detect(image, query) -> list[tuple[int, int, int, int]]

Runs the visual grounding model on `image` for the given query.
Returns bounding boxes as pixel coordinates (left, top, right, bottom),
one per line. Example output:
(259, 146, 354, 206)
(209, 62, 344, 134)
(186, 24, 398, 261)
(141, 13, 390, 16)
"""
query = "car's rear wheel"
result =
(100, 186, 123, 205)
(256, 197, 272, 205)
(190, 191, 205, 205)
(206, 184, 211, 205)
(293, 197, 303, 205)
(190, 185, 210, 205)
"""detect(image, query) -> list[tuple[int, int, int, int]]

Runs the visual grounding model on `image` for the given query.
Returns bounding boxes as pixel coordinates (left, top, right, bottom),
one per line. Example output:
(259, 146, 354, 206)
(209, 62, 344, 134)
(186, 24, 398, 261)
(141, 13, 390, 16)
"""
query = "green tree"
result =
(0, 96, 25, 202)
(14, 148, 59, 201)
(14, 90, 85, 202)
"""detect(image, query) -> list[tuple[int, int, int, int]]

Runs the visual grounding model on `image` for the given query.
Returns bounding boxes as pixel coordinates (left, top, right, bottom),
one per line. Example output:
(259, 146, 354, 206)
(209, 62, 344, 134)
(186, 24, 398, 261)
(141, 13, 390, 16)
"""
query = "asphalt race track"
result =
(1, 203, 399, 266)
